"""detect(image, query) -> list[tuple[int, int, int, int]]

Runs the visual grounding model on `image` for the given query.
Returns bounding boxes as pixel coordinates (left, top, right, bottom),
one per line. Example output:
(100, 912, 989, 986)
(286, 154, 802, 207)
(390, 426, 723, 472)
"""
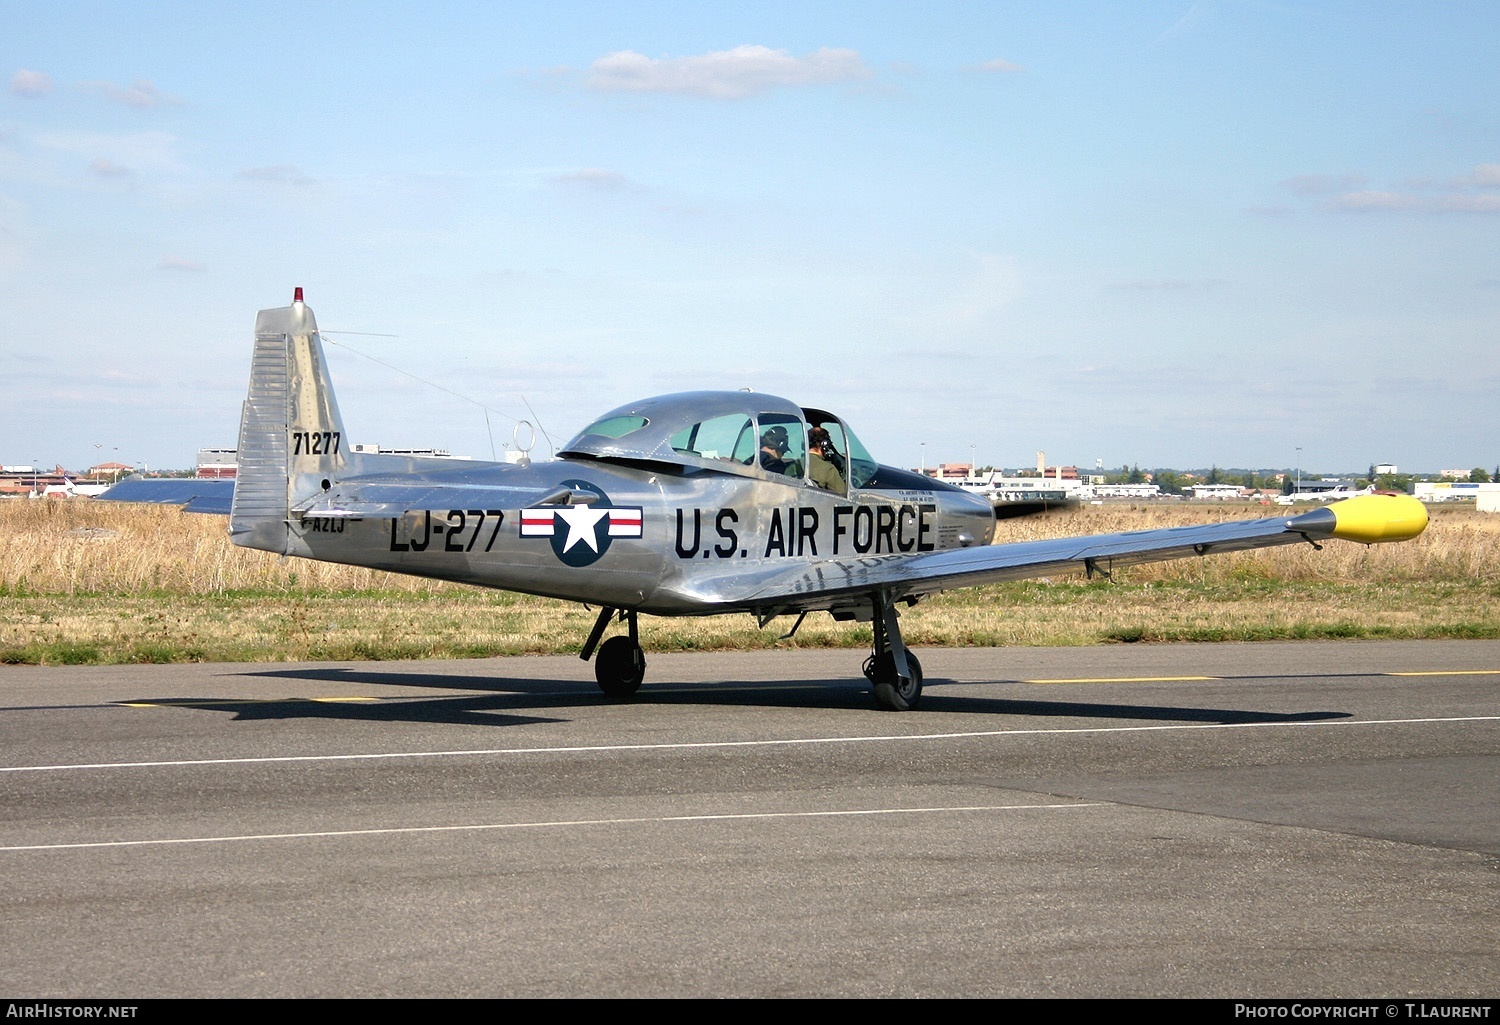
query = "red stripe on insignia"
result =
(607, 508, 643, 537)
(520, 510, 555, 535)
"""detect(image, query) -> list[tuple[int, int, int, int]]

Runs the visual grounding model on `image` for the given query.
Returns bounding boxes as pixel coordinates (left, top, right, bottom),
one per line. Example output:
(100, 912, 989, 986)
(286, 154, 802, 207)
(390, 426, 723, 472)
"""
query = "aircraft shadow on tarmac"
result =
(118, 666, 1352, 728)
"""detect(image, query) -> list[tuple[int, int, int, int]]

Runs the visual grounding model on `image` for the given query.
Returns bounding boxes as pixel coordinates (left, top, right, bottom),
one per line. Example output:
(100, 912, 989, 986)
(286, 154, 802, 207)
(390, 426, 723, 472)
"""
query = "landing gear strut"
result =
(863, 594, 922, 711)
(582, 606, 647, 699)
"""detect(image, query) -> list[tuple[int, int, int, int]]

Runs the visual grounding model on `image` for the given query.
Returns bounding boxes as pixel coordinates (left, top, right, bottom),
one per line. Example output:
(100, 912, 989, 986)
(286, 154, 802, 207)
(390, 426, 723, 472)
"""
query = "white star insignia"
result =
(553, 506, 609, 553)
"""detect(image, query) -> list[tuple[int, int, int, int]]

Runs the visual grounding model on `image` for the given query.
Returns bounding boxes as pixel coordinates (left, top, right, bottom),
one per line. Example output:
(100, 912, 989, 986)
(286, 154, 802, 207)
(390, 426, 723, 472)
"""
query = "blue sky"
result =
(2, 1, 1496, 475)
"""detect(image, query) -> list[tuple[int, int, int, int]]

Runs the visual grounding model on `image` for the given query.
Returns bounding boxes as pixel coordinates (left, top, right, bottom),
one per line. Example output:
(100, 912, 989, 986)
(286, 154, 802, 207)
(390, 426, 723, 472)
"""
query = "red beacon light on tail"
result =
(293, 286, 304, 304)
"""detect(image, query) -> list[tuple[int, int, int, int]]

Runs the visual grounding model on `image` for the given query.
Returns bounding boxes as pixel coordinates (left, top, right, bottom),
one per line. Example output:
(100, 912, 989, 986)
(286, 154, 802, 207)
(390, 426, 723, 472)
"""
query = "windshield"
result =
(574, 415, 649, 440)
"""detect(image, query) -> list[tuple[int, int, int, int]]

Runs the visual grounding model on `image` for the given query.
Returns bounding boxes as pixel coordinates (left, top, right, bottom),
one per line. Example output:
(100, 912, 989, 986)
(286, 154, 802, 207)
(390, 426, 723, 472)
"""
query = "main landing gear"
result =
(581, 606, 646, 699)
(862, 593, 922, 711)
(580, 597, 923, 711)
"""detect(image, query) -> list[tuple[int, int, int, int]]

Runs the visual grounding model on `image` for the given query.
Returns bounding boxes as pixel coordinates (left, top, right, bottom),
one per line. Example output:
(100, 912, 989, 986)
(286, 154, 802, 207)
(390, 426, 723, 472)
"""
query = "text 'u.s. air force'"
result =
(674, 503, 936, 559)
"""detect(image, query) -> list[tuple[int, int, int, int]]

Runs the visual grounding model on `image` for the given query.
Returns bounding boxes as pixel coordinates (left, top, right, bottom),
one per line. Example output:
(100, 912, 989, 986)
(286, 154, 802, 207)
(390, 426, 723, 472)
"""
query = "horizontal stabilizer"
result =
(291, 478, 599, 519)
(95, 477, 235, 515)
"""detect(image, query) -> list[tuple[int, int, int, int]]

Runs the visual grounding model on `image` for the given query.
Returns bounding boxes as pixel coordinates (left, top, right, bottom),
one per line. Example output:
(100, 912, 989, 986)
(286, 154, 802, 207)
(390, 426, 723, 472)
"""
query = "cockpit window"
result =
(757, 413, 806, 480)
(842, 426, 879, 490)
(804, 409, 877, 491)
(669, 413, 757, 464)
(806, 420, 849, 495)
(577, 415, 649, 439)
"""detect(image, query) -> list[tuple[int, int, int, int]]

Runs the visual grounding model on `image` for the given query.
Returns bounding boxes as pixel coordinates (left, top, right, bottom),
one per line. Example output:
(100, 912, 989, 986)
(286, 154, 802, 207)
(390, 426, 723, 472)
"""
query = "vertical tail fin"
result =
(229, 289, 348, 552)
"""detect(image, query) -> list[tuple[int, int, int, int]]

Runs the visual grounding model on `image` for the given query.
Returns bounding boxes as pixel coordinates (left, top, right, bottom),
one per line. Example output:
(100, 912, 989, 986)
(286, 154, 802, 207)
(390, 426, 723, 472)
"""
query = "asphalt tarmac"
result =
(2, 639, 1497, 998)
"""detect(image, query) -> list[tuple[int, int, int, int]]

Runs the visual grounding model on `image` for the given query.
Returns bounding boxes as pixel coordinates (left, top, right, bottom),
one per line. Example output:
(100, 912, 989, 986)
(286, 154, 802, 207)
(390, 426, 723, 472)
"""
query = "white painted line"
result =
(1385, 670, 1500, 677)
(1027, 676, 1220, 684)
(0, 802, 1106, 853)
(2, 715, 1496, 775)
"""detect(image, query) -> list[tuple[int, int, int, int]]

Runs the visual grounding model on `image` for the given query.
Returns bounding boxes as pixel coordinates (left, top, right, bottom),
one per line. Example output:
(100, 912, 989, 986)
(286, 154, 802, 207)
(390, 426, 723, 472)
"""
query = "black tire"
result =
(594, 635, 646, 699)
(869, 651, 922, 711)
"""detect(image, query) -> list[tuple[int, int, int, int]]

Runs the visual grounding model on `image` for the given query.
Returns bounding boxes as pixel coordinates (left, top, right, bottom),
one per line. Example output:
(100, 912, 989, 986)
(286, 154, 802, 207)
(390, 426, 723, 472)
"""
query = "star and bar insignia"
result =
(519, 480, 642, 567)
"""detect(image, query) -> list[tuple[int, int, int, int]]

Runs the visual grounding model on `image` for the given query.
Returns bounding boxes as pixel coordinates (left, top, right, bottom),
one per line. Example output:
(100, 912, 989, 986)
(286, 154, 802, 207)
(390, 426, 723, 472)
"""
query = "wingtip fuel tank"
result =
(1325, 493, 1429, 544)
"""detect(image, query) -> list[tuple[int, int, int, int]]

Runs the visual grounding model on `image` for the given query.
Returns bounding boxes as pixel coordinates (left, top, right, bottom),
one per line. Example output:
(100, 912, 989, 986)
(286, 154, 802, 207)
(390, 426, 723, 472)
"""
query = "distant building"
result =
(191, 445, 474, 478)
(196, 449, 238, 479)
(89, 461, 134, 482)
(1185, 484, 1244, 500)
(1292, 478, 1359, 497)
(0, 466, 69, 497)
(1093, 483, 1161, 499)
(1414, 481, 1500, 503)
(351, 444, 470, 460)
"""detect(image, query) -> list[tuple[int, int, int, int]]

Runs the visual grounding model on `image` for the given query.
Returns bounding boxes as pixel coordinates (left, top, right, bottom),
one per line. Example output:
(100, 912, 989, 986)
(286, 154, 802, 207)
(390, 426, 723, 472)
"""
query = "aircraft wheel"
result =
(868, 652, 922, 711)
(595, 635, 646, 699)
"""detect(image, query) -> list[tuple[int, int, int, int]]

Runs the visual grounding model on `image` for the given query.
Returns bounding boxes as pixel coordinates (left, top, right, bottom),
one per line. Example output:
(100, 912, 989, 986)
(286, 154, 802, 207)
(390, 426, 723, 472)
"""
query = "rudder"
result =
(229, 289, 348, 553)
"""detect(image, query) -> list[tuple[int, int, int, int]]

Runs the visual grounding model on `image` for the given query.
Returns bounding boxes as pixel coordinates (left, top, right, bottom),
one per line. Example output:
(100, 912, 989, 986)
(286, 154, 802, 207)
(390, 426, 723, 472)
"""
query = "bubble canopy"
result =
(559, 391, 879, 491)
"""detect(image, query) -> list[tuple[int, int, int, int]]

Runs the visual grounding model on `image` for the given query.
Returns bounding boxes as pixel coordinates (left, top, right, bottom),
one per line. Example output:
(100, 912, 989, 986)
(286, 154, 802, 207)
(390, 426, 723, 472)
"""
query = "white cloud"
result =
(39, 130, 184, 174)
(89, 157, 132, 178)
(158, 257, 206, 272)
(891, 348, 976, 361)
(1457, 163, 1500, 188)
(949, 252, 1022, 326)
(1436, 194, 1500, 213)
(1330, 190, 1419, 211)
(587, 45, 871, 99)
(1109, 278, 1218, 290)
(1283, 164, 1500, 216)
(239, 164, 316, 187)
(551, 168, 630, 190)
(1278, 173, 1367, 196)
(0, 199, 22, 270)
(976, 58, 1023, 73)
(81, 78, 180, 109)
(11, 69, 52, 97)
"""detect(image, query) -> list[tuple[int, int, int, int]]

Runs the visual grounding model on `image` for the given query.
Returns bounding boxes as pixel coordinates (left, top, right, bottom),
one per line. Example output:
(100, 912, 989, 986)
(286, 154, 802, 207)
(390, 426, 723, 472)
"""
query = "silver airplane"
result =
(108, 290, 1431, 710)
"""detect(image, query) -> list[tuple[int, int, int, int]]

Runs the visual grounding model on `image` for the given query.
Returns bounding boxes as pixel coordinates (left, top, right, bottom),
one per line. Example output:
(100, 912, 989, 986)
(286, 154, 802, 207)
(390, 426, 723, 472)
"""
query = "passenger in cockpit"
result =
(807, 426, 846, 493)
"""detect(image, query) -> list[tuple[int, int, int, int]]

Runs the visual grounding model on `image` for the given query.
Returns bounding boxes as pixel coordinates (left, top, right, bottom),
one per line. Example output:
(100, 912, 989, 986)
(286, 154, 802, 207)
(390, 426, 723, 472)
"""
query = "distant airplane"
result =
(104, 291, 1430, 710)
(1275, 485, 1374, 505)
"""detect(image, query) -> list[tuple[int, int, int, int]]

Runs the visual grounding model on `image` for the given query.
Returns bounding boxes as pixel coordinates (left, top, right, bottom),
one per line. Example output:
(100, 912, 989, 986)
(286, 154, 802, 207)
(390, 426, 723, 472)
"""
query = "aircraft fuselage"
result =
(280, 457, 996, 615)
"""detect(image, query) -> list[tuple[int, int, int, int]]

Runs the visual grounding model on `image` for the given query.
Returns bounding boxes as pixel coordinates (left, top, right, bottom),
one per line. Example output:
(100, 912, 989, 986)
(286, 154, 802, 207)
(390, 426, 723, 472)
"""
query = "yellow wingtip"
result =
(1328, 493, 1429, 544)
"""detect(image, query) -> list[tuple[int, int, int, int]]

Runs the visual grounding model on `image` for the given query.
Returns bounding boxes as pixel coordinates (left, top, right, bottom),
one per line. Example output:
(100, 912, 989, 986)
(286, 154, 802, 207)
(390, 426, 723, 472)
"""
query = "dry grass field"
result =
(1, 497, 1496, 665)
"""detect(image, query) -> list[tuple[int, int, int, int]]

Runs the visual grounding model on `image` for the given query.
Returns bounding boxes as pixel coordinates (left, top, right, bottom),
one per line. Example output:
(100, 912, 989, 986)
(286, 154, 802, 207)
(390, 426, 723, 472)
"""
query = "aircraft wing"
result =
(717, 494, 1429, 612)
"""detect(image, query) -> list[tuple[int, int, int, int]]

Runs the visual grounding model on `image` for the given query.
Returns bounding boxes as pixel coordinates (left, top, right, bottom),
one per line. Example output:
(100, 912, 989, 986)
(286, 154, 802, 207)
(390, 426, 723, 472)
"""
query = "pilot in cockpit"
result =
(759, 426, 791, 474)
